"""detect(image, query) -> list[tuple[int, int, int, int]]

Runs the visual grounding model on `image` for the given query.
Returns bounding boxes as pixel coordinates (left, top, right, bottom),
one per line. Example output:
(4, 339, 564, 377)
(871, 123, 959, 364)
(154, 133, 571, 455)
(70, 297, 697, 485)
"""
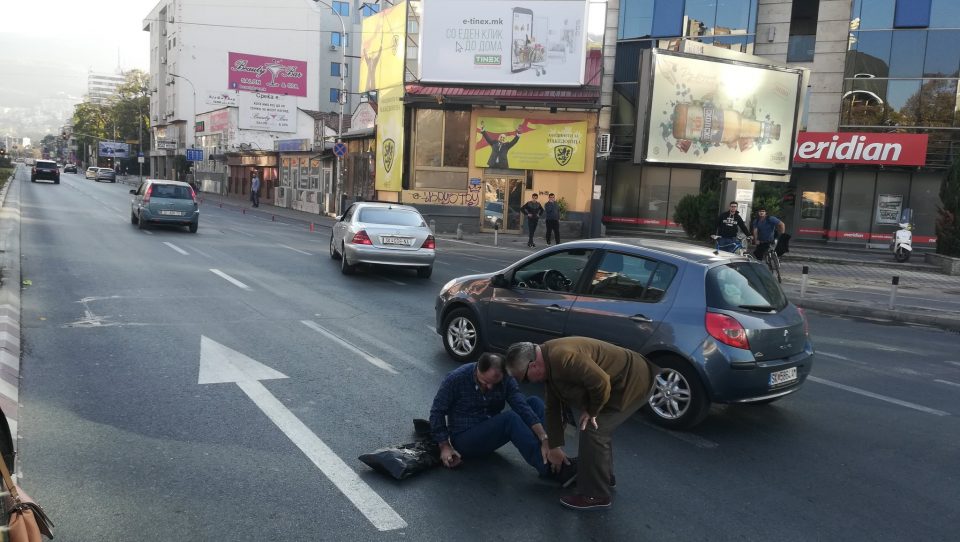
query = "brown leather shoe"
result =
(560, 494, 612, 511)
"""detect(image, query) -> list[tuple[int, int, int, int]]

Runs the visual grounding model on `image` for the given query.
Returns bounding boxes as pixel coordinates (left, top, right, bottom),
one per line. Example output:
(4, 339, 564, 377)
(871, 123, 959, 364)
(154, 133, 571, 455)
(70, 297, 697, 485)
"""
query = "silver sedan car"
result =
(329, 202, 435, 278)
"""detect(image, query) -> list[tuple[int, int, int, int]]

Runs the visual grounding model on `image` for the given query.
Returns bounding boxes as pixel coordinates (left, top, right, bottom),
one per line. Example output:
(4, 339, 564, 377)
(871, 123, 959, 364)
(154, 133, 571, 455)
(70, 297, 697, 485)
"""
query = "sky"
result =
(0, 0, 156, 109)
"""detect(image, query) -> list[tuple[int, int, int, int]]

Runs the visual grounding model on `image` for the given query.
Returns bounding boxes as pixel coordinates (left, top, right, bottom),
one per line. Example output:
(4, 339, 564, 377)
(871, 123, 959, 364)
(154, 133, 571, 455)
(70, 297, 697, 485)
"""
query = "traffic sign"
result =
(333, 142, 348, 158)
(186, 149, 204, 161)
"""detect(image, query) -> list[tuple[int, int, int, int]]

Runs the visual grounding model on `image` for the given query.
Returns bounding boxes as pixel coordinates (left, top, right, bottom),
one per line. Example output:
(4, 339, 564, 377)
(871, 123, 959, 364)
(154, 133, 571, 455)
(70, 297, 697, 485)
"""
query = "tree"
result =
(937, 158, 960, 257)
(674, 190, 719, 241)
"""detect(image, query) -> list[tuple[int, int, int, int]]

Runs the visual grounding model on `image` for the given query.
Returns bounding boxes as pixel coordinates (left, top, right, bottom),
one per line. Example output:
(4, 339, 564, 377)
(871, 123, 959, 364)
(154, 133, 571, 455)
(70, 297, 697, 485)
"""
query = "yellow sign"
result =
(474, 117, 587, 172)
(359, 1, 407, 93)
(376, 85, 405, 191)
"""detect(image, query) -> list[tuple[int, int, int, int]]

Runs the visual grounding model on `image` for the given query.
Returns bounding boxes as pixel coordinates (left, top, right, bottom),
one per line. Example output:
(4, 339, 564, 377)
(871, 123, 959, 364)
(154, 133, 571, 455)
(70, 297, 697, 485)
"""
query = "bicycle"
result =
(762, 239, 782, 283)
(711, 235, 750, 257)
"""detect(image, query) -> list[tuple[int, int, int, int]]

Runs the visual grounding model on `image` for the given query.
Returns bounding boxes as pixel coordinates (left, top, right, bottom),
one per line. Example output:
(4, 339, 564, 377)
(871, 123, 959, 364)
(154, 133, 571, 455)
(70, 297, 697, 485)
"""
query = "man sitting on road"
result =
(751, 207, 786, 260)
(429, 353, 576, 486)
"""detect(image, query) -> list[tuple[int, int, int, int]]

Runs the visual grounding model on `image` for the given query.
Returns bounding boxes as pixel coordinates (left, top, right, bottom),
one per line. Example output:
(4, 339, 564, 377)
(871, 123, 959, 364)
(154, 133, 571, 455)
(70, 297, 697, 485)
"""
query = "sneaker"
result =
(560, 494, 612, 511)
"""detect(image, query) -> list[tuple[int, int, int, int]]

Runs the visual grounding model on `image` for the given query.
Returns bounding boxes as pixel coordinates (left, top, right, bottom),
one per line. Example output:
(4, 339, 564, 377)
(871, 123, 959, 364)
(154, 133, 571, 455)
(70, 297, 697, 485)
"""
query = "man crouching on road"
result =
(429, 353, 577, 486)
(506, 337, 657, 511)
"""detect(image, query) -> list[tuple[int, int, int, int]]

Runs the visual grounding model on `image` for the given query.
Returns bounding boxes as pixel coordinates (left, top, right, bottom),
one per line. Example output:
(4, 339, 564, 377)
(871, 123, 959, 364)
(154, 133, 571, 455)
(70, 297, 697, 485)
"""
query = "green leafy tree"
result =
(937, 158, 960, 257)
(673, 190, 719, 241)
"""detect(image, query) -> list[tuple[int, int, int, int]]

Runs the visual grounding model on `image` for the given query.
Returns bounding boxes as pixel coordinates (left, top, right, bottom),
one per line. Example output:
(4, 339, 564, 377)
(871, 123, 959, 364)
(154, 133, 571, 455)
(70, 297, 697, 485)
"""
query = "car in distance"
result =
(434, 238, 814, 429)
(63, 163, 78, 173)
(85, 167, 99, 180)
(95, 168, 117, 183)
(130, 179, 199, 233)
(30, 160, 60, 184)
(329, 202, 436, 278)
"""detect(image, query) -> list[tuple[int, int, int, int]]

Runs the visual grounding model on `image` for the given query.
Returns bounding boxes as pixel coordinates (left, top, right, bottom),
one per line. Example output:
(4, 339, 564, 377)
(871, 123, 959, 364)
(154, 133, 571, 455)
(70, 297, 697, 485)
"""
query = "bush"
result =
(673, 190, 719, 241)
(937, 159, 960, 256)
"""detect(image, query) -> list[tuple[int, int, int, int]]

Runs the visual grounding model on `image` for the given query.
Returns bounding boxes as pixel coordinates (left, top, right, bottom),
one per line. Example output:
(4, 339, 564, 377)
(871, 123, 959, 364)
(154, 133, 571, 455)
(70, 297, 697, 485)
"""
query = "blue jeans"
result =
(451, 396, 548, 476)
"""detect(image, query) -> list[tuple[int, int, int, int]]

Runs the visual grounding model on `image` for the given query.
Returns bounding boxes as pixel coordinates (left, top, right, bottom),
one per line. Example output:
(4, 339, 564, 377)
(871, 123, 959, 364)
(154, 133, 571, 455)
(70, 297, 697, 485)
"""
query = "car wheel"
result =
(442, 307, 481, 363)
(188, 222, 198, 233)
(645, 355, 710, 429)
(54, 180, 60, 184)
(137, 212, 147, 230)
(340, 244, 355, 275)
(130, 212, 138, 225)
(417, 265, 433, 279)
(329, 235, 341, 260)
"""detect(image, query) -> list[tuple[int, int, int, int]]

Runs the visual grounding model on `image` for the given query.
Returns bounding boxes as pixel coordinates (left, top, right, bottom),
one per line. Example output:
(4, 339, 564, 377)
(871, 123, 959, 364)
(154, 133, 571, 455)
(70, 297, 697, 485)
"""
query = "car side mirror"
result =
(491, 273, 510, 288)
(129, 189, 136, 195)
(335, 215, 343, 221)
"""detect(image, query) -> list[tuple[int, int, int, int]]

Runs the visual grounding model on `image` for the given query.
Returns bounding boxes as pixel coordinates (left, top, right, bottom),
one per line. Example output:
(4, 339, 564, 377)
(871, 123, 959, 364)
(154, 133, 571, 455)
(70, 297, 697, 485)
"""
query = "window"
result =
(412, 109, 471, 189)
(889, 30, 926, 77)
(511, 249, 595, 293)
(329, 88, 340, 103)
(894, 0, 930, 28)
(361, 2, 380, 17)
(587, 252, 677, 303)
(331, 32, 348, 47)
(331, 62, 340, 77)
(787, 0, 820, 62)
(706, 262, 788, 312)
(332, 1, 350, 17)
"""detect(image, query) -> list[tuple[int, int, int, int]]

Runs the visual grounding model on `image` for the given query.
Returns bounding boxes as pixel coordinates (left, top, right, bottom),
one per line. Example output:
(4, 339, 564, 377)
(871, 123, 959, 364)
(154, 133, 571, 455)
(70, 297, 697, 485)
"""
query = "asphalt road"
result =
(13, 170, 960, 541)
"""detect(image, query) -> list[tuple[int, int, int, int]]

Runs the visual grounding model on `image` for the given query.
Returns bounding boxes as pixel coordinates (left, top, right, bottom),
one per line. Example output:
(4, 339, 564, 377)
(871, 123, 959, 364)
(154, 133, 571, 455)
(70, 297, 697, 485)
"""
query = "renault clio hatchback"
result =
(130, 179, 199, 233)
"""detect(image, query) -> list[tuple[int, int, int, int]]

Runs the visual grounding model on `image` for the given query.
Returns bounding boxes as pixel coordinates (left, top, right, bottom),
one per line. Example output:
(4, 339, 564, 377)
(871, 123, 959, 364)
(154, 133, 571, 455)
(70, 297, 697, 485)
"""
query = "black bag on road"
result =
(359, 440, 440, 480)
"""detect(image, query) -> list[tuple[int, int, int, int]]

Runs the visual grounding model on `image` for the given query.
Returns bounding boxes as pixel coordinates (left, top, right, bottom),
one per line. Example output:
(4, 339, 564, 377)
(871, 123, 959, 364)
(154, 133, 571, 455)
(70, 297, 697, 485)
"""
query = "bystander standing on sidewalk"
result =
(522, 193, 543, 247)
(250, 171, 261, 208)
(544, 193, 561, 245)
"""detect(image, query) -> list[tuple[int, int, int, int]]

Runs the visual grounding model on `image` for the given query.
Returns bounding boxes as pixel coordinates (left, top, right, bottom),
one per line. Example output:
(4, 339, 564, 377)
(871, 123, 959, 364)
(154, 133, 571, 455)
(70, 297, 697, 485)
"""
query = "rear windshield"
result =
(99, 168, 114, 173)
(150, 184, 193, 199)
(706, 262, 788, 312)
(36, 161, 57, 168)
(357, 208, 424, 227)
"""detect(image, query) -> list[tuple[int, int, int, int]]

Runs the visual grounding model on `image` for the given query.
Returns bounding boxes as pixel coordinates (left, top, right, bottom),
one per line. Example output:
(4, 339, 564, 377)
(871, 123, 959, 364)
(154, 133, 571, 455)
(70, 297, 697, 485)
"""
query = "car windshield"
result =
(150, 184, 193, 199)
(357, 208, 424, 227)
(37, 162, 56, 168)
(705, 262, 788, 312)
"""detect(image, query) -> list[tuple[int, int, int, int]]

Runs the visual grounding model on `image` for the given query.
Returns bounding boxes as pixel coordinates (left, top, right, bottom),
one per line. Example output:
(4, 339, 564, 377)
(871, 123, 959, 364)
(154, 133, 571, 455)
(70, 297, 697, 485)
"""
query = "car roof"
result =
(556, 237, 744, 266)
(351, 202, 421, 213)
(145, 178, 191, 187)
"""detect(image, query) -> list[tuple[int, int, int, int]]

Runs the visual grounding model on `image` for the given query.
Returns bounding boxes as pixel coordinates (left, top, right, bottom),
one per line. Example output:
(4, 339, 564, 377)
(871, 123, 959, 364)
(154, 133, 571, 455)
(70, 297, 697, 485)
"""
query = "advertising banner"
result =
(641, 50, 803, 175)
(474, 117, 587, 172)
(206, 91, 237, 107)
(98, 141, 129, 158)
(228, 52, 308, 97)
(209, 109, 230, 133)
(375, 85, 405, 191)
(876, 194, 904, 225)
(358, 1, 407, 93)
(419, 0, 587, 86)
(238, 92, 297, 132)
(794, 132, 928, 166)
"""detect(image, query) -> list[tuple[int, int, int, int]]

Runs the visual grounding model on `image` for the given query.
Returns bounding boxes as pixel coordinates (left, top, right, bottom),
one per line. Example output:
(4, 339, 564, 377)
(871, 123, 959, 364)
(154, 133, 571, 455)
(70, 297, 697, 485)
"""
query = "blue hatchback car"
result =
(435, 238, 815, 428)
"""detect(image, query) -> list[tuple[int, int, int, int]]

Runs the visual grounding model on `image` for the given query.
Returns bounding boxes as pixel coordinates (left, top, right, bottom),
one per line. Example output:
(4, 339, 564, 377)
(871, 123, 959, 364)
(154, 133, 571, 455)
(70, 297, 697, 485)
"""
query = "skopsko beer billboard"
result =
(641, 50, 803, 175)
(474, 117, 587, 172)
(419, 0, 588, 86)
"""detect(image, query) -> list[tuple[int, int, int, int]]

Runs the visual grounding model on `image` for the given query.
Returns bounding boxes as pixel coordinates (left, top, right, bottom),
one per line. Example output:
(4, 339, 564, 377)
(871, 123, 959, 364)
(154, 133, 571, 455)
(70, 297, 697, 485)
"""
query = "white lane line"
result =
(945, 361, 960, 368)
(435, 260, 483, 273)
(163, 242, 189, 255)
(935, 379, 960, 388)
(814, 337, 925, 356)
(807, 376, 949, 416)
(280, 244, 312, 256)
(235, 380, 407, 531)
(209, 269, 251, 290)
(641, 421, 718, 449)
(817, 351, 853, 361)
(181, 243, 212, 258)
(300, 320, 398, 374)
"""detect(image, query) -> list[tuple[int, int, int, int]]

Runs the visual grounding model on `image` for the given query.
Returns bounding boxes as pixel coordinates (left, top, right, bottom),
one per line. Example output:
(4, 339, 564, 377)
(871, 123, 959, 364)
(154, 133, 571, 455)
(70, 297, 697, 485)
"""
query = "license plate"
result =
(159, 210, 183, 216)
(380, 236, 412, 246)
(769, 367, 798, 386)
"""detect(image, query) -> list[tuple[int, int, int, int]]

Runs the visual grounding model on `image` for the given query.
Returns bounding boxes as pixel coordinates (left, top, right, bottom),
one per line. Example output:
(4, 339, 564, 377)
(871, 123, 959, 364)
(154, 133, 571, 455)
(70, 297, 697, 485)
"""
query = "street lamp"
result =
(311, 0, 347, 213)
(168, 72, 198, 183)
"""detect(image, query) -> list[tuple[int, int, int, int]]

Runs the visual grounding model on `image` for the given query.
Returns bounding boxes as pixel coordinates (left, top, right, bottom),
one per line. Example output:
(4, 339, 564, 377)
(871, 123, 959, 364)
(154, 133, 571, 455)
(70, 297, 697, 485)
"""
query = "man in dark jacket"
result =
(521, 193, 544, 247)
(543, 193, 561, 245)
(715, 201, 752, 253)
(506, 337, 658, 511)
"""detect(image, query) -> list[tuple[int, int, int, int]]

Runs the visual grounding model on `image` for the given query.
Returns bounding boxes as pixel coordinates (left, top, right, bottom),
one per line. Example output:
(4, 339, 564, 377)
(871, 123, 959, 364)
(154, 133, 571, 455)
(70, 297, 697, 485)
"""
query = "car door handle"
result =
(546, 305, 567, 313)
(630, 314, 652, 323)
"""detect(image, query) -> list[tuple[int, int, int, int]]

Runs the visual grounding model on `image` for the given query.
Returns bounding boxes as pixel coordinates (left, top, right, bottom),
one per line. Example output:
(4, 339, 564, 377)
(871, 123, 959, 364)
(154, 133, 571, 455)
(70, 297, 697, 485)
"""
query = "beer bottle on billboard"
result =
(672, 103, 781, 143)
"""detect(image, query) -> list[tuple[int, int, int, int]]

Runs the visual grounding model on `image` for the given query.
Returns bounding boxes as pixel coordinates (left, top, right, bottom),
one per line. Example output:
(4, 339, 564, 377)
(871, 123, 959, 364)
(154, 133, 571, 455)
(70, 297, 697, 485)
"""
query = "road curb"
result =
(0, 168, 22, 450)
(798, 298, 960, 332)
(786, 254, 939, 273)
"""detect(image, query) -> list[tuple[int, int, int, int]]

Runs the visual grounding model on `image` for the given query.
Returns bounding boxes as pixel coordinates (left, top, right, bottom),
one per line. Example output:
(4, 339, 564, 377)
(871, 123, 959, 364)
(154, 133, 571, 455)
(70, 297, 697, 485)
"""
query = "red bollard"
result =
(310, 222, 314, 232)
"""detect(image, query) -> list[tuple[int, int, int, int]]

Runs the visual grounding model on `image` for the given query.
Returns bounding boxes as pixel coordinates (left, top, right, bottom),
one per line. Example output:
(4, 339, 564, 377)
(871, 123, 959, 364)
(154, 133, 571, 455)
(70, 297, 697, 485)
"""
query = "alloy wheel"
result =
(649, 369, 692, 420)
(446, 316, 477, 357)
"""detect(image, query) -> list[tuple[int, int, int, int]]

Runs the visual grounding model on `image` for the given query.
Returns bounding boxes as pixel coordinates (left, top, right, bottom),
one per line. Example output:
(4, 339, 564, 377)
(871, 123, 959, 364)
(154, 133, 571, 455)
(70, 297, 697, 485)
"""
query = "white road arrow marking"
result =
(197, 336, 407, 531)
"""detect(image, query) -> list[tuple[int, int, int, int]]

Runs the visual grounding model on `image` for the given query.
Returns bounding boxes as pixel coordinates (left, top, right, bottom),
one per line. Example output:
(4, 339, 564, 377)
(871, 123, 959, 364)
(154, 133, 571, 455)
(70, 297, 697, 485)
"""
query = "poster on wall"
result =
(639, 49, 803, 175)
(358, 1, 407, 93)
(228, 52, 307, 97)
(474, 117, 587, 172)
(419, 0, 588, 86)
(238, 92, 296, 132)
(98, 141, 129, 158)
(876, 194, 904, 225)
(375, 85, 405, 191)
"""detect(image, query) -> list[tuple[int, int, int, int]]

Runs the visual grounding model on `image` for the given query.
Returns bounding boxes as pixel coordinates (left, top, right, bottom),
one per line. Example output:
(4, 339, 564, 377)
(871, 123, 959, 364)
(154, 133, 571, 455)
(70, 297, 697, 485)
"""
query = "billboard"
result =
(98, 141, 129, 158)
(228, 52, 308, 97)
(638, 50, 803, 175)
(375, 85, 405, 191)
(358, 1, 407, 92)
(238, 92, 296, 132)
(419, 0, 588, 86)
(474, 117, 587, 172)
(794, 132, 928, 166)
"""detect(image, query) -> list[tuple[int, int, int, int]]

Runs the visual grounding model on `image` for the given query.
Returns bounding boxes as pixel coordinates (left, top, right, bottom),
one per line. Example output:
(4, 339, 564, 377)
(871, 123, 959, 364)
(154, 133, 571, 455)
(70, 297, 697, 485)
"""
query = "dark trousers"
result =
(451, 396, 548, 476)
(527, 218, 539, 246)
(753, 241, 772, 260)
(545, 219, 560, 244)
(251, 189, 260, 207)
(577, 398, 647, 499)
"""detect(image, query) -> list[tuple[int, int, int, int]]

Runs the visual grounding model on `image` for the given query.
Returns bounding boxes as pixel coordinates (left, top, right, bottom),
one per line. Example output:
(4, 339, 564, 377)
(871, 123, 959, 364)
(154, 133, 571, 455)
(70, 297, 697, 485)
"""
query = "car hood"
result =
(442, 272, 497, 296)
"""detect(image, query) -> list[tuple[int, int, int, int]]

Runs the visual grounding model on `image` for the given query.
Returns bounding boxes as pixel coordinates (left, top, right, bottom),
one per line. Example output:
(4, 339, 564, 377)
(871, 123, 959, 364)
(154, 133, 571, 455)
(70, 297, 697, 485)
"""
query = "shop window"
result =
(787, 0, 819, 62)
(412, 109, 470, 190)
(923, 30, 960, 77)
(838, 171, 877, 238)
(846, 31, 892, 79)
(908, 173, 940, 239)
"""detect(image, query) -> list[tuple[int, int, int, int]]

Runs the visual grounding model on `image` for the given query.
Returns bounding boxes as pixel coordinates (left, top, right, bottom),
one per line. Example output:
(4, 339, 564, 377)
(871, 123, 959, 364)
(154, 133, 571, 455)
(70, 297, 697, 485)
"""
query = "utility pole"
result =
(312, 0, 347, 214)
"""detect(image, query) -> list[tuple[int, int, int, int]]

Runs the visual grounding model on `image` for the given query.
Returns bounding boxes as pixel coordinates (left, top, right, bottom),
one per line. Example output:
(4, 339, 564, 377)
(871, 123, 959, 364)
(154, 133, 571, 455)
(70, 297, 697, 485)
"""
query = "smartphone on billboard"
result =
(511, 7, 534, 73)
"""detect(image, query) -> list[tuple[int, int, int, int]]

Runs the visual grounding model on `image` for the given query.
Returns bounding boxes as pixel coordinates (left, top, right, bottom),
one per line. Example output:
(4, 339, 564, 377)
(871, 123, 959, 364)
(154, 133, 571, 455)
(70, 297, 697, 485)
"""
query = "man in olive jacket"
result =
(506, 337, 657, 511)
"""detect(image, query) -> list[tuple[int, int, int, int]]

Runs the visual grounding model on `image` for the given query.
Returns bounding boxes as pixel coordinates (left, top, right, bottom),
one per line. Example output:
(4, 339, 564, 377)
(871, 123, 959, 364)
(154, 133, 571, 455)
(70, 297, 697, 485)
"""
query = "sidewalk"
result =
(181, 192, 960, 332)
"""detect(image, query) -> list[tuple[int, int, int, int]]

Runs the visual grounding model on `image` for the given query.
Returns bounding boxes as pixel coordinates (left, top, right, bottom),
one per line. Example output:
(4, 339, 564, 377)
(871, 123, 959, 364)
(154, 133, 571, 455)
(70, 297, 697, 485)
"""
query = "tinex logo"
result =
(794, 132, 928, 166)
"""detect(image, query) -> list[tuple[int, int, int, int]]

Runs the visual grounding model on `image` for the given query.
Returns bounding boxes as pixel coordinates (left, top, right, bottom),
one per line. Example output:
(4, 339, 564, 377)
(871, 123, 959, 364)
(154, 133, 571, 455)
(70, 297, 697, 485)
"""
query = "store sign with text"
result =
(475, 117, 587, 172)
(228, 52, 307, 97)
(238, 92, 296, 133)
(794, 132, 928, 166)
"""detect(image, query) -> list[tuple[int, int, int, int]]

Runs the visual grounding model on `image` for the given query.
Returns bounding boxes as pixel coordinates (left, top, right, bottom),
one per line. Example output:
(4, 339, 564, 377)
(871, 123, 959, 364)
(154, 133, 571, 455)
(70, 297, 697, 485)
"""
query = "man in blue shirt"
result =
(429, 353, 576, 486)
(751, 207, 785, 260)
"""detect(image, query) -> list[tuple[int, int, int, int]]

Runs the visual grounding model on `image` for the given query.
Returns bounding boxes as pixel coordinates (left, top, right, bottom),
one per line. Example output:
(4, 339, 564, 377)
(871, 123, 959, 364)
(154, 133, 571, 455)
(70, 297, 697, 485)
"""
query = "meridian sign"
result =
(228, 52, 308, 97)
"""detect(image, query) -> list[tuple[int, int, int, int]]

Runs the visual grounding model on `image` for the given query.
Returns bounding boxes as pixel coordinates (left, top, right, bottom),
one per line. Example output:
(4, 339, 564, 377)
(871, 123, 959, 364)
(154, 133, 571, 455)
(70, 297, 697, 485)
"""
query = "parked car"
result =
(484, 201, 504, 230)
(329, 202, 435, 278)
(434, 238, 815, 429)
(95, 168, 116, 183)
(85, 166, 98, 180)
(63, 163, 78, 173)
(30, 160, 60, 184)
(130, 179, 199, 233)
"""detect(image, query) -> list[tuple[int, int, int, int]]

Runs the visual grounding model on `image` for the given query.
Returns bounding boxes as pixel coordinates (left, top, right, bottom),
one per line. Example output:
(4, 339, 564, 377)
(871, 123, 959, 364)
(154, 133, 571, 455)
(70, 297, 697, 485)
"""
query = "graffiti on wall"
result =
(402, 183, 481, 207)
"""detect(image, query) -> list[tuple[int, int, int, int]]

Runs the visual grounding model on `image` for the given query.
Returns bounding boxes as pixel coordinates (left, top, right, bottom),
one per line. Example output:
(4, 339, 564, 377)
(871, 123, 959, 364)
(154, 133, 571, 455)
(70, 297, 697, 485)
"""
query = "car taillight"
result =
(422, 235, 436, 250)
(705, 312, 750, 350)
(189, 187, 197, 202)
(143, 185, 153, 203)
(797, 308, 810, 336)
(351, 230, 372, 245)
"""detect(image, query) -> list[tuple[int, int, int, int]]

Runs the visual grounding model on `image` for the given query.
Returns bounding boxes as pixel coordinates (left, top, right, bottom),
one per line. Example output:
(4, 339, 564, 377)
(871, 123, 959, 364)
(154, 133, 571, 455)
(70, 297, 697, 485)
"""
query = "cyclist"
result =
(715, 201, 752, 253)
(751, 207, 786, 260)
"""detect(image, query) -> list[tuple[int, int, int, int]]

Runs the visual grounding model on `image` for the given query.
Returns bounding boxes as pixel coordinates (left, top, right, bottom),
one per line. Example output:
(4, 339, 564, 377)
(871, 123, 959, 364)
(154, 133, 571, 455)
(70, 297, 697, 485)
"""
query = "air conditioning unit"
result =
(597, 133, 612, 155)
(329, 45, 339, 51)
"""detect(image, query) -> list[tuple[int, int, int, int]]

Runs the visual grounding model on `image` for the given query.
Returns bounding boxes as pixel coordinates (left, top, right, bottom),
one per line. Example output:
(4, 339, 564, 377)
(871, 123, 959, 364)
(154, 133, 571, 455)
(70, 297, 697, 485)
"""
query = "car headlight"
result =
(441, 278, 458, 293)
